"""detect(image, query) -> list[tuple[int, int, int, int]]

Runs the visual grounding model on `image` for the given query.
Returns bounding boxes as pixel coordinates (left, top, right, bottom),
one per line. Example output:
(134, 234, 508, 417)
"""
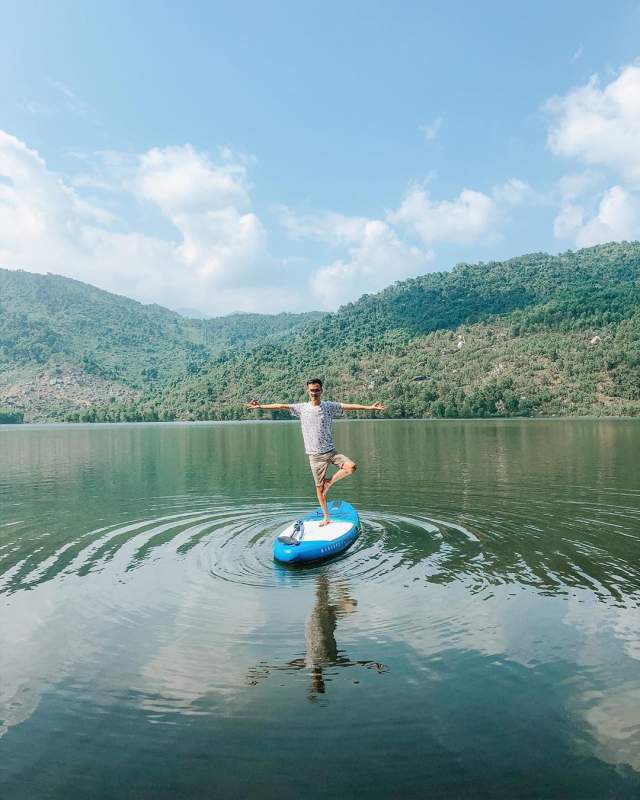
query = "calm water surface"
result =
(1, 419, 639, 799)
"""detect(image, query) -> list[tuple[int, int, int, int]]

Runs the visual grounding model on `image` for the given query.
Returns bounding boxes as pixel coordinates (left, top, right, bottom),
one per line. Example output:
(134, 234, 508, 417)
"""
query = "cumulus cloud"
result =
(492, 178, 536, 207)
(280, 176, 535, 309)
(546, 64, 640, 248)
(310, 219, 433, 310)
(389, 185, 500, 246)
(132, 145, 272, 287)
(555, 170, 602, 201)
(554, 185, 640, 247)
(276, 203, 434, 309)
(546, 63, 640, 187)
(553, 201, 584, 239)
(0, 131, 299, 314)
(134, 144, 250, 215)
(273, 205, 370, 245)
(0, 130, 106, 271)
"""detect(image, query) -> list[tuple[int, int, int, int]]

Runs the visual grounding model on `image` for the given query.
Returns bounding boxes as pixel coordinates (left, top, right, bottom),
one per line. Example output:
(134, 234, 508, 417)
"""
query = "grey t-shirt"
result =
(289, 401, 343, 454)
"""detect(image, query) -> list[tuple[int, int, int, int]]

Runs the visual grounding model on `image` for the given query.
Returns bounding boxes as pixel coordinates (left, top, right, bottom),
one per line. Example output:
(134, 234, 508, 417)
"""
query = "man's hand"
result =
(246, 399, 261, 409)
(370, 402, 385, 411)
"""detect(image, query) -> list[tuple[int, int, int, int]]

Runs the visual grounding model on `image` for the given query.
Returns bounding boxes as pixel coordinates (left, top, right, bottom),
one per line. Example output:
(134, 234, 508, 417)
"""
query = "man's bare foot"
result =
(319, 517, 331, 527)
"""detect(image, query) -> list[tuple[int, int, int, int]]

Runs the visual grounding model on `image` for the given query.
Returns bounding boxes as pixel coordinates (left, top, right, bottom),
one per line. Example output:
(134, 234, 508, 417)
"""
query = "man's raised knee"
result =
(347, 462, 357, 474)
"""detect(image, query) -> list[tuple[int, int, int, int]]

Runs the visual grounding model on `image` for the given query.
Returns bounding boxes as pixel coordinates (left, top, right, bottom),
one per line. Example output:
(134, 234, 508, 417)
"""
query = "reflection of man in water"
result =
(305, 575, 355, 695)
(247, 378, 384, 525)
(248, 575, 385, 701)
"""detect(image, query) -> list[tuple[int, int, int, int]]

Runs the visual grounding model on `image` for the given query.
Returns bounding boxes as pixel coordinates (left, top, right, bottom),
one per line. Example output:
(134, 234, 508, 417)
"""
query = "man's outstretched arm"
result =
(341, 401, 385, 412)
(246, 400, 291, 410)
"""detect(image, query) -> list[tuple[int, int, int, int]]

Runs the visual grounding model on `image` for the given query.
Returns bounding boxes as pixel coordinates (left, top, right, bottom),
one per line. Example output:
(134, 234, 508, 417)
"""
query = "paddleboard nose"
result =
(273, 544, 302, 563)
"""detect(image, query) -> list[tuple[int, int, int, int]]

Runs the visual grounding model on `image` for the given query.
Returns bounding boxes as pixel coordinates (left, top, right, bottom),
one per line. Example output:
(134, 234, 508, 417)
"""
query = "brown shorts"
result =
(308, 450, 350, 486)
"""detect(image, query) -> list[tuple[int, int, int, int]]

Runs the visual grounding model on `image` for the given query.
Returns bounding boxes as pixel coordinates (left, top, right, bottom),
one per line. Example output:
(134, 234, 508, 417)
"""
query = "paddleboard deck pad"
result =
(273, 500, 360, 564)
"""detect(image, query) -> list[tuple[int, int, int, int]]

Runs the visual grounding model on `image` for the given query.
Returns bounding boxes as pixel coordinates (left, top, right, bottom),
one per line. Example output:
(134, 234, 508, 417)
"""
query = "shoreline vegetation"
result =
(6, 416, 640, 428)
(2, 241, 640, 423)
(0, 408, 23, 424)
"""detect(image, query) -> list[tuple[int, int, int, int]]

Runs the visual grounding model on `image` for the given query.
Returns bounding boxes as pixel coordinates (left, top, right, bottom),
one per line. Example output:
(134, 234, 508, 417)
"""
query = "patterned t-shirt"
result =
(289, 401, 343, 454)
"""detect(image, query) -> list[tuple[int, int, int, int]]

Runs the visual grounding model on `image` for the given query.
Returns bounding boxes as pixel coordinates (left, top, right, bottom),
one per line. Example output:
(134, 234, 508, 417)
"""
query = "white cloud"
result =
(132, 144, 272, 288)
(175, 207, 269, 285)
(546, 63, 640, 187)
(389, 184, 500, 246)
(0, 131, 299, 314)
(420, 117, 442, 142)
(553, 201, 584, 239)
(555, 170, 602, 201)
(274, 205, 370, 245)
(134, 144, 250, 216)
(275, 204, 435, 309)
(547, 65, 640, 247)
(554, 185, 640, 247)
(280, 176, 535, 309)
(492, 177, 536, 207)
(310, 219, 433, 310)
(0, 130, 101, 268)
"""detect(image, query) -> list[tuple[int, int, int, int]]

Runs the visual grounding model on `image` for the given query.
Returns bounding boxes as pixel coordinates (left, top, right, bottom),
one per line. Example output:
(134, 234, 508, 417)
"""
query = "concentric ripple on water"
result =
(1, 496, 475, 594)
(2, 486, 638, 605)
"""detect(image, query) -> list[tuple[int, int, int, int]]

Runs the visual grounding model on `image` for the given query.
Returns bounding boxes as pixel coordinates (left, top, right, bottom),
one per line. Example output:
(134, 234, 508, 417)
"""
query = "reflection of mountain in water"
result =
(248, 575, 386, 701)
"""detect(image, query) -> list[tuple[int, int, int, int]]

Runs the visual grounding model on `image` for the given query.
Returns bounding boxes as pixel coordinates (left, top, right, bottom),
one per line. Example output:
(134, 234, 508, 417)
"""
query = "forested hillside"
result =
(0, 269, 322, 420)
(62, 241, 640, 422)
(2, 242, 640, 422)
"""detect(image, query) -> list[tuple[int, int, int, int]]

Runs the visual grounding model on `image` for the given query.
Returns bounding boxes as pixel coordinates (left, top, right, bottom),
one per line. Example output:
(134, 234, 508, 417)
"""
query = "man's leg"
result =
(323, 455, 357, 496)
(310, 455, 332, 526)
(315, 482, 331, 526)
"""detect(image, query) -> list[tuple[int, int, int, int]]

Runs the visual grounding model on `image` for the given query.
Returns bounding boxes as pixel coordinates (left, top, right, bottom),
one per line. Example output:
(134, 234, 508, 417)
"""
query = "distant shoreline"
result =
(4, 415, 640, 429)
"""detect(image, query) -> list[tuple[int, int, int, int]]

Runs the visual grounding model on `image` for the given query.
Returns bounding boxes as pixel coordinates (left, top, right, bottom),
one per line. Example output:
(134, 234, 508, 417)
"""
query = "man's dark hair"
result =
(306, 378, 323, 388)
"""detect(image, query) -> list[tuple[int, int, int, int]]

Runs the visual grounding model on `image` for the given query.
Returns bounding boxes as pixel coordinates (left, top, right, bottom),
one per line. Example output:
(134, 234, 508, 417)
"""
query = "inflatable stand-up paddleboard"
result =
(273, 500, 360, 564)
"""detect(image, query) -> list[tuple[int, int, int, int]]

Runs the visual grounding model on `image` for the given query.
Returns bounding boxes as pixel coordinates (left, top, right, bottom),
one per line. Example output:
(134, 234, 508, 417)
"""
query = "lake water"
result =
(1, 419, 639, 799)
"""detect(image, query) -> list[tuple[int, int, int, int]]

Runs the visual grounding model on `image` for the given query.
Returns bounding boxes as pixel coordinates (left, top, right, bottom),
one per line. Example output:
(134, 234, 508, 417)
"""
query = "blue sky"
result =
(1, 1, 640, 315)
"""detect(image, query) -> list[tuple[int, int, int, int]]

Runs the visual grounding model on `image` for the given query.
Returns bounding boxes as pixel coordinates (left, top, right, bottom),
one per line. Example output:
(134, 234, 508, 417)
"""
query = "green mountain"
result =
(3, 242, 640, 423)
(96, 241, 640, 422)
(0, 269, 323, 421)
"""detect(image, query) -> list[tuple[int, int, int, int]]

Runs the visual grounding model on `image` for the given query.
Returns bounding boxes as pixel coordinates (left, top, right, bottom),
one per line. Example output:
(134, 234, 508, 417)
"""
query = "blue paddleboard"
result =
(273, 500, 360, 564)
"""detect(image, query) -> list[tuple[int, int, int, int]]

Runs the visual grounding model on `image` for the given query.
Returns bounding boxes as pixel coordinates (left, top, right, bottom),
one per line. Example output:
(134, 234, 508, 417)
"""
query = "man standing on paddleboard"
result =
(247, 378, 384, 525)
